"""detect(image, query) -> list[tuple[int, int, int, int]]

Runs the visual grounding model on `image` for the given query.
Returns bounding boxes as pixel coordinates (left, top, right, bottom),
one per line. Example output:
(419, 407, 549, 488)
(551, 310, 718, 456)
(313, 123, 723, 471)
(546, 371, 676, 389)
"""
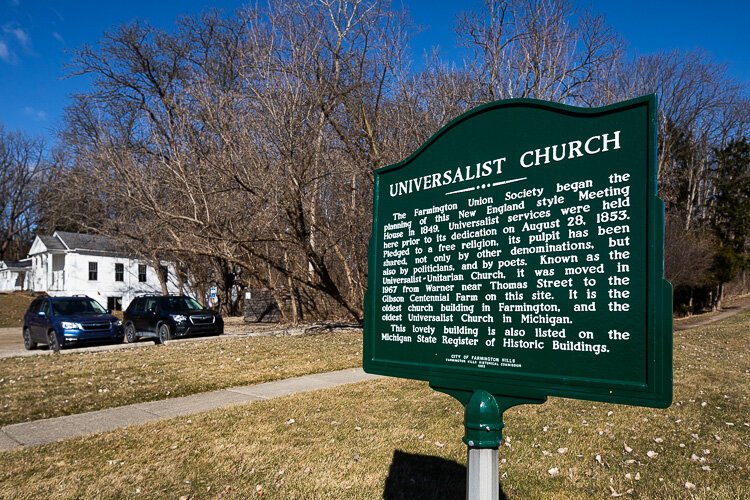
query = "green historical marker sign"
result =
(363, 95, 672, 415)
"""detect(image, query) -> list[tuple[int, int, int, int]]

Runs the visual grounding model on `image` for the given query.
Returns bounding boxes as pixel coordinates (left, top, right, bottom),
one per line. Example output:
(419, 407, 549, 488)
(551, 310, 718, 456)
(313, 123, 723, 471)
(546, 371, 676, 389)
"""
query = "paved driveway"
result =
(0, 320, 312, 359)
(0, 327, 27, 358)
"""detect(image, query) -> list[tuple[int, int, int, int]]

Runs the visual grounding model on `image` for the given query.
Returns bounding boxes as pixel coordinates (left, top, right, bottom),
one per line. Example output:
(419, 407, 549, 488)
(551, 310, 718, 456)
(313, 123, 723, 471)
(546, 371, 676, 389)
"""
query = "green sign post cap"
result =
(463, 390, 502, 448)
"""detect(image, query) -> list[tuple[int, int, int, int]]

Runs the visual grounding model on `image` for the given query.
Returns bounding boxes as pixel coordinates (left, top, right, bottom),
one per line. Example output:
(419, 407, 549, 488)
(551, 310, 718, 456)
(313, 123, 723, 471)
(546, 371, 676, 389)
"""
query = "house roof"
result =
(55, 231, 127, 254)
(0, 260, 31, 271)
(8, 260, 31, 268)
(29, 232, 133, 256)
(39, 235, 66, 251)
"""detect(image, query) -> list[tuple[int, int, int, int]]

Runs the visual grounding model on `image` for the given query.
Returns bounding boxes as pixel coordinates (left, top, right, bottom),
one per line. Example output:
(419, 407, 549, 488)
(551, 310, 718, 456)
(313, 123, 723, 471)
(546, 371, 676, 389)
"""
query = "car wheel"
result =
(157, 323, 172, 344)
(47, 330, 61, 352)
(23, 328, 37, 350)
(124, 323, 138, 343)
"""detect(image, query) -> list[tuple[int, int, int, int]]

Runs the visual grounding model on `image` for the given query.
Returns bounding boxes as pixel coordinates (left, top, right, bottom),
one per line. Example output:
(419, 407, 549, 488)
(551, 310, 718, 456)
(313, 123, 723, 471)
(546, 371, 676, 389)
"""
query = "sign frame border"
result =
(363, 94, 672, 409)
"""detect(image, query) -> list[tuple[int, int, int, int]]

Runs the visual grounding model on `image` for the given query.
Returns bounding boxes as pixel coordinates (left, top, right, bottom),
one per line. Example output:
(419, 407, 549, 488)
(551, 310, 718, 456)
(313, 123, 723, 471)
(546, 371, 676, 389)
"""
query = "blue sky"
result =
(1, 0, 748, 143)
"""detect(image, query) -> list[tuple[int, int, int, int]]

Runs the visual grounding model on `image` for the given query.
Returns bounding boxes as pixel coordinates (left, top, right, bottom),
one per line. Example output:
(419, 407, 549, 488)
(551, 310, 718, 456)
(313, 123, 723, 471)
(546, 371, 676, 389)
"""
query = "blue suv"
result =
(22, 295, 124, 351)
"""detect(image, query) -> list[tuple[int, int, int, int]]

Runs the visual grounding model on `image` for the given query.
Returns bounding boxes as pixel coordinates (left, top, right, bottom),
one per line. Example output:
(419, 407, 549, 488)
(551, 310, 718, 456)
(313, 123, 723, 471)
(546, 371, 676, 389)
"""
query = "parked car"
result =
(22, 295, 124, 351)
(123, 295, 223, 344)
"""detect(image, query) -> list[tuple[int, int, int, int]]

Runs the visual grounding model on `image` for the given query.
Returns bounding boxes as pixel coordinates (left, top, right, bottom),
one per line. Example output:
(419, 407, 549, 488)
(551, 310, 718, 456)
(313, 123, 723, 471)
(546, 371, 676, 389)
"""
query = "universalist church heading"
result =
(388, 131, 621, 197)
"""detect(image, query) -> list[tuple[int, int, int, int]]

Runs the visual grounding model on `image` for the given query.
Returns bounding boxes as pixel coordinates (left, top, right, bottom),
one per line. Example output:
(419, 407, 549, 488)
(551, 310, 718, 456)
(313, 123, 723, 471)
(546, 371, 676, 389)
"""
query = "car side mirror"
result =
(107, 308, 112, 314)
(38, 311, 46, 317)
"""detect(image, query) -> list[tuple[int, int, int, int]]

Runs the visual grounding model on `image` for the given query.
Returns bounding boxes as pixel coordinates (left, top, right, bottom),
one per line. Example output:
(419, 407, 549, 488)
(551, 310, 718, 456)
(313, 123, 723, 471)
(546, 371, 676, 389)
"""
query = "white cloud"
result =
(52, 31, 64, 44)
(22, 107, 47, 121)
(0, 40, 9, 62)
(3, 25, 29, 48)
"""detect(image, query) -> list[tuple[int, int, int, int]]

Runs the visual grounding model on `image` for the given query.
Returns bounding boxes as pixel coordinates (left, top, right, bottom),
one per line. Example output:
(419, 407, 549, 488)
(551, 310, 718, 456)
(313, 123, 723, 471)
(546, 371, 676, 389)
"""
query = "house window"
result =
(138, 264, 147, 283)
(107, 297, 123, 311)
(88, 262, 98, 281)
(115, 263, 124, 282)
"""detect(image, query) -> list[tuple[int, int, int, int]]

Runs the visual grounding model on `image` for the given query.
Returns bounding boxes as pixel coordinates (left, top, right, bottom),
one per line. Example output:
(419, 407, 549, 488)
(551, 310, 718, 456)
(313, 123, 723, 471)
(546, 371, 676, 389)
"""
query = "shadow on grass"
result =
(383, 449, 507, 500)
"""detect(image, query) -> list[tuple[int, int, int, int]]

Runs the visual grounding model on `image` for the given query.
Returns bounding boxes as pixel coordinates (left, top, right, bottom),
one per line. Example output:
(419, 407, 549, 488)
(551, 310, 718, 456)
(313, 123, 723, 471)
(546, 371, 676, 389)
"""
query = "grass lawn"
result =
(0, 331, 362, 426)
(1, 313, 749, 498)
(0, 292, 34, 328)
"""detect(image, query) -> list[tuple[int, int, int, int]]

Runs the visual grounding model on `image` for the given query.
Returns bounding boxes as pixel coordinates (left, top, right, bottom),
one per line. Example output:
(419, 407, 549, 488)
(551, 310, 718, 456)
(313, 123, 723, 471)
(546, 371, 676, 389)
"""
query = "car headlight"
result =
(171, 314, 187, 323)
(61, 321, 81, 330)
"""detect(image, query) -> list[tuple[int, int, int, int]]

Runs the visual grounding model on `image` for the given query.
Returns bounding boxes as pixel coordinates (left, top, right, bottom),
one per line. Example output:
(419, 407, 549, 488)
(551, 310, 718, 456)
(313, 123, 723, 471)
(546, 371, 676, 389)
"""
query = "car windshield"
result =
(51, 298, 107, 316)
(156, 296, 204, 312)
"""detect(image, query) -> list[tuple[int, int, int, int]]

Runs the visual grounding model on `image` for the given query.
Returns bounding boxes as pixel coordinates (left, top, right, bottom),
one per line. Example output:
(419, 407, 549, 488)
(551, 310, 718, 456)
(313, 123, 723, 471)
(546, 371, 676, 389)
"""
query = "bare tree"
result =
(58, 1, 412, 323)
(456, 0, 623, 105)
(0, 126, 48, 260)
(608, 51, 746, 228)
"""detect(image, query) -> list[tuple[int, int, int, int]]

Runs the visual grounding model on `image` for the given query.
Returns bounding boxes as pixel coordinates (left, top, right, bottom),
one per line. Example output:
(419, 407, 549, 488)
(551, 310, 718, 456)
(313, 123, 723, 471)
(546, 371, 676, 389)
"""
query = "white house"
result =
(18, 231, 181, 310)
(0, 259, 31, 291)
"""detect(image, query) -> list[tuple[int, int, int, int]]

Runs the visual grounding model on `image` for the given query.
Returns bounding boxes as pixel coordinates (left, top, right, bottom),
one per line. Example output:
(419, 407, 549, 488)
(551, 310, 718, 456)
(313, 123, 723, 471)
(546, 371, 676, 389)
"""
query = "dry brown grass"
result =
(0, 314, 748, 498)
(0, 331, 361, 426)
(0, 292, 34, 328)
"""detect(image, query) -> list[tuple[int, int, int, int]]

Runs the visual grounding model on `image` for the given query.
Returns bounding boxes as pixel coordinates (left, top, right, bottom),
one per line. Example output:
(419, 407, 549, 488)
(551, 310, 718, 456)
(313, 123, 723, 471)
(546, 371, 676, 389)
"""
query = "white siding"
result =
(30, 252, 180, 309)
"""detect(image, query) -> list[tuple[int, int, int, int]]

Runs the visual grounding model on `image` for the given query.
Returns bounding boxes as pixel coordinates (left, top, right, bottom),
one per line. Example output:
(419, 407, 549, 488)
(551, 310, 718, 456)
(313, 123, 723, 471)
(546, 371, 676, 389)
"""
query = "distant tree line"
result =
(3, 0, 749, 319)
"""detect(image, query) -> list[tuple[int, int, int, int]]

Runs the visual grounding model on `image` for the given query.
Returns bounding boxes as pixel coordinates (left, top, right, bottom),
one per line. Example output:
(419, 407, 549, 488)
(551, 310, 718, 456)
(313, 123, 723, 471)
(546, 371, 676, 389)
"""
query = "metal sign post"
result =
(465, 391, 500, 500)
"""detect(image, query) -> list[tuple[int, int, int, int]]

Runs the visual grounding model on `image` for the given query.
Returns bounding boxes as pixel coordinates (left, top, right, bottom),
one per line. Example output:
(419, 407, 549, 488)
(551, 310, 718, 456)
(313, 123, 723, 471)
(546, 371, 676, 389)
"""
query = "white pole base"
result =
(466, 446, 499, 500)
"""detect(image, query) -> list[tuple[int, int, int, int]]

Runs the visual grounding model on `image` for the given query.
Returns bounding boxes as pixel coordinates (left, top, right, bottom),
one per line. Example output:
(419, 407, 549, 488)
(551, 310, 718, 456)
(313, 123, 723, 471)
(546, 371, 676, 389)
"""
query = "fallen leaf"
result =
(685, 482, 696, 490)
(548, 467, 559, 477)
(646, 450, 658, 458)
(609, 485, 624, 497)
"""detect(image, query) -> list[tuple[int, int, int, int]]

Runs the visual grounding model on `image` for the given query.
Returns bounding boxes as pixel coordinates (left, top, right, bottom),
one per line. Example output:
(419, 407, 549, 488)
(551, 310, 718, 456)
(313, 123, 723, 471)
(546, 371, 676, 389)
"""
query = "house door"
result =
(51, 254, 65, 291)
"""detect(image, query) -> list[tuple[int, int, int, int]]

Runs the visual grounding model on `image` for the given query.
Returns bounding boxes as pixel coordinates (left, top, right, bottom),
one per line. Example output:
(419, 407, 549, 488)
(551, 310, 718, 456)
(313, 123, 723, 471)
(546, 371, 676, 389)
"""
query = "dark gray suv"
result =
(122, 295, 223, 344)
